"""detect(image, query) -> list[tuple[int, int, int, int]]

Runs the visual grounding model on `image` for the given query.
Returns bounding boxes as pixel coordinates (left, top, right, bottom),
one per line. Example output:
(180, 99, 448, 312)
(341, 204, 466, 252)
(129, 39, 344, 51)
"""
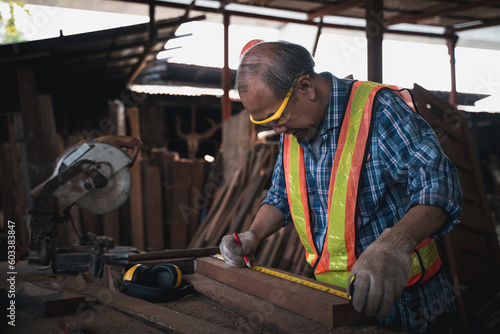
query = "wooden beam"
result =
(195, 257, 373, 328)
(128, 3, 157, 85)
(185, 273, 340, 333)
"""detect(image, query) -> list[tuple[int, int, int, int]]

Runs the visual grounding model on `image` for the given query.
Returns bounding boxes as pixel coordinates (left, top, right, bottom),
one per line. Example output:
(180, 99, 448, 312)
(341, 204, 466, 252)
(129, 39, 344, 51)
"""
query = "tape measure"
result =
(212, 254, 347, 299)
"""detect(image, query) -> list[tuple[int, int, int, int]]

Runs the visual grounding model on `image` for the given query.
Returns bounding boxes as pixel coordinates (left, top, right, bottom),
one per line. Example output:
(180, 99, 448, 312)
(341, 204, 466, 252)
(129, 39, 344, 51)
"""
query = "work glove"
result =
(219, 231, 259, 267)
(347, 228, 417, 320)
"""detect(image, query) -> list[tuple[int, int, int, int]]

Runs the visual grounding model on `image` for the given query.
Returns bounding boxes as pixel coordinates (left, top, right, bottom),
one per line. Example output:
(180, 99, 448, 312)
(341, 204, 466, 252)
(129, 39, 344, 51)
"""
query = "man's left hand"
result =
(347, 228, 417, 319)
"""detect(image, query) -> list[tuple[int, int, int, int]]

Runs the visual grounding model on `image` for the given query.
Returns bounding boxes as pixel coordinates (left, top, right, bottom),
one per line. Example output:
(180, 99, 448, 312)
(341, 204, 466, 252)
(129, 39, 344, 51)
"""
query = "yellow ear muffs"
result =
(118, 263, 190, 303)
(122, 264, 150, 285)
(151, 264, 182, 288)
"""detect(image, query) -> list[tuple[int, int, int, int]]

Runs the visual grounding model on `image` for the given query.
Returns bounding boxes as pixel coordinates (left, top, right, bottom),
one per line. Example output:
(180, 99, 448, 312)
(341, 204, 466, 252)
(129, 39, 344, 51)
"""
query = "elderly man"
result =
(220, 41, 462, 333)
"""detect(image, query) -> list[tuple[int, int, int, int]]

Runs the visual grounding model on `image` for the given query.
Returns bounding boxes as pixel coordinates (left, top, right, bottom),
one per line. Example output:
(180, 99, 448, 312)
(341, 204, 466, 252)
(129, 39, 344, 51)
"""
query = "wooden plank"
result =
(152, 149, 179, 249)
(195, 256, 371, 328)
(185, 273, 348, 333)
(203, 168, 242, 243)
(80, 211, 100, 236)
(103, 208, 121, 245)
(221, 110, 252, 175)
(128, 107, 145, 250)
(188, 159, 209, 240)
(17, 68, 60, 187)
(143, 163, 164, 251)
(170, 159, 193, 249)
(3, 114, 30, 249)
(16, 282, 85, 317)
(277, 226, 300, 271)
(227, 169, 271, 233)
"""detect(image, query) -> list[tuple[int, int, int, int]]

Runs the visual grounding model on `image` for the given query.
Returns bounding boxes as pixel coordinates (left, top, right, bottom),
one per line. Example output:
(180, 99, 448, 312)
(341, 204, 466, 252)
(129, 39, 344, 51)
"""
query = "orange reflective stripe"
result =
(344, 83, 382, 269)
(319, 81, 357, 274)
(284, 136, 318, 265)
(406, 238, 442, 286)
(323, 82, 381, 274)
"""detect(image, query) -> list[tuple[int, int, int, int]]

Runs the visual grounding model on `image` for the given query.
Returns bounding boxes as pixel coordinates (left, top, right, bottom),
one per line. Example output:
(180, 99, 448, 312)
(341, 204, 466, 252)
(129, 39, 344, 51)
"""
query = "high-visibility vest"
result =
(283, 81, 442, 289)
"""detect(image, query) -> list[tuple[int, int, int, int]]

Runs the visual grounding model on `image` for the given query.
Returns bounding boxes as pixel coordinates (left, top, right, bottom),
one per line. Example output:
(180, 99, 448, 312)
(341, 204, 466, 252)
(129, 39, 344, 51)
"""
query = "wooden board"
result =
(128, 107, 145, 250)
(195, 256, 372, 328)
(143, 163, 164, 251)
(16, 282, 85, 317)
(186, 273, 354, 333)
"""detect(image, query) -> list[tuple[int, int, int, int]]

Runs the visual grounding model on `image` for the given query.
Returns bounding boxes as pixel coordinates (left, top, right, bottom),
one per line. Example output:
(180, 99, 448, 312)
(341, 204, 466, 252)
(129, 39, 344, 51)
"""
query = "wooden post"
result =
(128, 107, 145, 250)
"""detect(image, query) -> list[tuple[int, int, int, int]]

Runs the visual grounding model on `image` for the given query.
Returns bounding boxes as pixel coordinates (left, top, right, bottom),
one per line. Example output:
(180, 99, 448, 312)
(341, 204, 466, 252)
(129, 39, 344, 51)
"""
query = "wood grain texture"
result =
(195, 256, 373, 328)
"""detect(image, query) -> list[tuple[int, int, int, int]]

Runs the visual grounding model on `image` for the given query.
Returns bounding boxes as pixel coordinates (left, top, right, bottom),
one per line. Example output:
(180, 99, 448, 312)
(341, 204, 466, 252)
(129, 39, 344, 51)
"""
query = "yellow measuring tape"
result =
(213, 254, 347, 299)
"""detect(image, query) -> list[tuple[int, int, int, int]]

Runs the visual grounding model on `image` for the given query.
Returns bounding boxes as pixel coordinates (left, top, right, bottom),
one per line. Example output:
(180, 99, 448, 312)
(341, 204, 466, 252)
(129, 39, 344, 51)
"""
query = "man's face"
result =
(240, 79, 319, 143)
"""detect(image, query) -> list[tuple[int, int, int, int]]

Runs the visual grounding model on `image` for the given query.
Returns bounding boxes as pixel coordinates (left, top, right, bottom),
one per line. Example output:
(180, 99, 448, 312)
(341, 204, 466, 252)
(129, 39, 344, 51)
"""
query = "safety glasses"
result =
(249, 80, 296, 127)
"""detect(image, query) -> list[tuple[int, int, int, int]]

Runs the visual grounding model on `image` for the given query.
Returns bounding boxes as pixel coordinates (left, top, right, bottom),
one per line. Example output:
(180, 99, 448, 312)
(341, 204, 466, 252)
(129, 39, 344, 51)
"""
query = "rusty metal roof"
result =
(0, 14, 205, 91)
(122, 0, 500, 35)
(237, 0, 500, 31)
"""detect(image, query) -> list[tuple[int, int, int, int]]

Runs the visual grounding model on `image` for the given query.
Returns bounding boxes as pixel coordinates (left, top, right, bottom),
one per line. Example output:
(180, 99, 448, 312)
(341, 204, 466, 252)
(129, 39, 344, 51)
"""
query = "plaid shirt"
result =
(263, 73, 462, 332)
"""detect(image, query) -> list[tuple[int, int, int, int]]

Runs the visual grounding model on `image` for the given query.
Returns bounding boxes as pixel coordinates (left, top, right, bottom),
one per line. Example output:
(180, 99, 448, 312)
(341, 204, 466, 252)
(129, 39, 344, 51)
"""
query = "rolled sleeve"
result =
(376, 91, 463, 237)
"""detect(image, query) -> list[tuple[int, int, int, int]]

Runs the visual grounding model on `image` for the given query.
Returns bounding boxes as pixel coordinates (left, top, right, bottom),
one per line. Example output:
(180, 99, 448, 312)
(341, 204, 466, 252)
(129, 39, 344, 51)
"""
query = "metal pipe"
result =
(366, 0, 383, 82)
(446, 30, 459, 106)
(222, 11, 232, 120)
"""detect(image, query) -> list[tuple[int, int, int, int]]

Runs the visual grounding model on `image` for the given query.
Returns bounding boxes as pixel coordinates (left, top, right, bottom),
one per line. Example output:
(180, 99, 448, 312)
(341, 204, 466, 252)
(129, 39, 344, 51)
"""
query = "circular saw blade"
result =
(75, 167, 131, 214)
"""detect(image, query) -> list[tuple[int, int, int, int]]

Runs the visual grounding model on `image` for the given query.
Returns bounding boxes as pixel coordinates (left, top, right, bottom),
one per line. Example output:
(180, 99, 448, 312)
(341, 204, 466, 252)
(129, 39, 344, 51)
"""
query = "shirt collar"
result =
(321, 72, 353, 133)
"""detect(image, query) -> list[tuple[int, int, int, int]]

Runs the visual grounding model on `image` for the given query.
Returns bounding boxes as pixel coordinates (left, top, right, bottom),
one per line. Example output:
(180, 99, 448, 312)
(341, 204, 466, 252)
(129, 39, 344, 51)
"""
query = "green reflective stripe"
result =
(409, 240, 439, 277)
(327, 82, 376, 271)
(315, 270, 351, 289)
(288, 137, 316, 263)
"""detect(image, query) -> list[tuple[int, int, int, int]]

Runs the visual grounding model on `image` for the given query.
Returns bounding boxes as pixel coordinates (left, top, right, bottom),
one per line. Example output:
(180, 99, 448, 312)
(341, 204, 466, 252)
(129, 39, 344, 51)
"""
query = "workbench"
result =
(1, 260, 397, 334)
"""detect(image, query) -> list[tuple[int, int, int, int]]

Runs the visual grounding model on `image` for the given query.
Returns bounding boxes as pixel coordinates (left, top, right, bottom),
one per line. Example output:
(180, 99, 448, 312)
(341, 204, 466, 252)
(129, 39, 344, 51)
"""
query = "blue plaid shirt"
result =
(263, 73, 463, 333)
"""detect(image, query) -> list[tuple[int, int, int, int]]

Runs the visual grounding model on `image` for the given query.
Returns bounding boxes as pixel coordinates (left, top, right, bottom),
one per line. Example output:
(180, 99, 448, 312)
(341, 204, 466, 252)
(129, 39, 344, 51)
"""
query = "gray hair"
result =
(236, 41, 316, 100)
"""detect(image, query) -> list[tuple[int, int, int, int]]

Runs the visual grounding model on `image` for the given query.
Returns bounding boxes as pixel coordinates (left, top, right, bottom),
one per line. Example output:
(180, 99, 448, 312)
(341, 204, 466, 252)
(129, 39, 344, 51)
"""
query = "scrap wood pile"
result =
(188, 111, 312, 277)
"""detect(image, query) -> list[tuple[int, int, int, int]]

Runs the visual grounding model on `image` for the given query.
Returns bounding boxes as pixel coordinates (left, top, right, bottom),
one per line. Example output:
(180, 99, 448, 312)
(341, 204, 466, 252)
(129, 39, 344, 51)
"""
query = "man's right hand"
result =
(219, 231, 259, 267)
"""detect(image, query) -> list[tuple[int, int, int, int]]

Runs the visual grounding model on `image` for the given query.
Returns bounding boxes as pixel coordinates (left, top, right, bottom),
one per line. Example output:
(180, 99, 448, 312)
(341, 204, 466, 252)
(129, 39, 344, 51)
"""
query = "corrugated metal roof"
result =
(0, 14, 205, 89)
(123, 0, 500, 34)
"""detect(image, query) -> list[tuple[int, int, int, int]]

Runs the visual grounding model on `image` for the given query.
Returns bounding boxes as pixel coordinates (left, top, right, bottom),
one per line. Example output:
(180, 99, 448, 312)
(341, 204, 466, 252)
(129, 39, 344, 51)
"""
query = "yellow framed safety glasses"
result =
(249, 79, 296, 127)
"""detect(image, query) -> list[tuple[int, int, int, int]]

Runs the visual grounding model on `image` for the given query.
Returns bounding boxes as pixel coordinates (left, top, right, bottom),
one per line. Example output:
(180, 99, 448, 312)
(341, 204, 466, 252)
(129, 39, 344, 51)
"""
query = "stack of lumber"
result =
(149, 148, 209, 250)
(188, 111, 312, 277)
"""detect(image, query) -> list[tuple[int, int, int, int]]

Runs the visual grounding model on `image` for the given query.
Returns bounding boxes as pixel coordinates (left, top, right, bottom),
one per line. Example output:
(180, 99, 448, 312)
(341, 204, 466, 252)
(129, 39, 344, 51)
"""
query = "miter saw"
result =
(26, 136, 142, 276)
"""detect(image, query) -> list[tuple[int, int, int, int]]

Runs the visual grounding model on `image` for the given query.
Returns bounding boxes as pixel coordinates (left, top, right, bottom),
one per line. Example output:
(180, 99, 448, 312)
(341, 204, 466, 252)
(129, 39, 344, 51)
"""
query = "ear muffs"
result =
(122, 264, 151, 285)
(151, 264, 182, 288)
(118, 263, 192, 303)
